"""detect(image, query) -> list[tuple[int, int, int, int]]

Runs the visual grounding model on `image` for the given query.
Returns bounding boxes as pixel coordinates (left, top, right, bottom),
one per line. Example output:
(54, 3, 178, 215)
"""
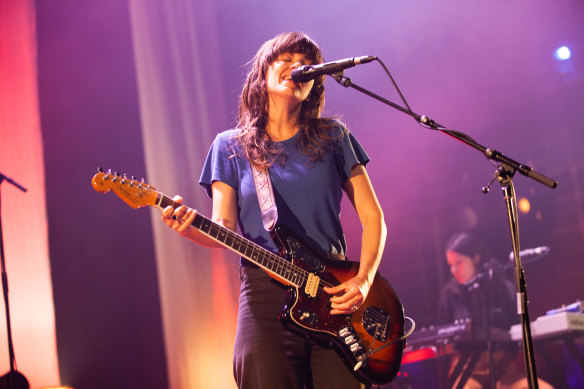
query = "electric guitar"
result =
(91, 169, 405, 385)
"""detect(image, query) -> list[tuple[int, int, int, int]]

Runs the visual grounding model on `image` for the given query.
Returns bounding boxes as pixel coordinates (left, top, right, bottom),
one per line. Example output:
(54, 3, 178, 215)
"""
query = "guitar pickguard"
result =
(285, 235, 325, 272)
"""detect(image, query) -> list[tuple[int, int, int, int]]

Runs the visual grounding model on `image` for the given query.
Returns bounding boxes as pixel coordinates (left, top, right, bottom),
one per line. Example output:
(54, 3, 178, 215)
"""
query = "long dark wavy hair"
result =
(235, 31, 341, 168)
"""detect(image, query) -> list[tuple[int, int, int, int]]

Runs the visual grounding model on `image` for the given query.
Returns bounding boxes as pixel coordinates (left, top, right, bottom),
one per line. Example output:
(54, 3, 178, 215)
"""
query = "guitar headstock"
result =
(91, 168, 159, 209)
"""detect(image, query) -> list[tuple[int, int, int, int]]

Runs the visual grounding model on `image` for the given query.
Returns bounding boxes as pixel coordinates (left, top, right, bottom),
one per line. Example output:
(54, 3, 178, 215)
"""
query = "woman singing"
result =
(162, 31, 386, 389)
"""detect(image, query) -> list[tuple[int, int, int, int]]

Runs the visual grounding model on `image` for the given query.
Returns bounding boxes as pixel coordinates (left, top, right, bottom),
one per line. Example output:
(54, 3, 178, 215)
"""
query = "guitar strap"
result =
(249, 162, 278, 231)
(249, 160, 346, 260)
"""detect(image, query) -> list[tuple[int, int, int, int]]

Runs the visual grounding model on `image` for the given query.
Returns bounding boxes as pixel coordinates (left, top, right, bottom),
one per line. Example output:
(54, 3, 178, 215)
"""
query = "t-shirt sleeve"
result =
(336, 124, 370, 184)
(199, 131, 239, 198)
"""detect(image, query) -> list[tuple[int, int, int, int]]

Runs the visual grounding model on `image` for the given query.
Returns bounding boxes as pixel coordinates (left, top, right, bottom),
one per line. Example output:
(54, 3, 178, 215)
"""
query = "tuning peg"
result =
(103, 169, 112, 180)
(97, 167, 104, 173)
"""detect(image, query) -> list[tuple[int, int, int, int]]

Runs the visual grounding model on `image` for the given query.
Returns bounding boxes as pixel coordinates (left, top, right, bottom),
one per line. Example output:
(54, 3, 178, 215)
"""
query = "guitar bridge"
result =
(362, 306, 391, 342)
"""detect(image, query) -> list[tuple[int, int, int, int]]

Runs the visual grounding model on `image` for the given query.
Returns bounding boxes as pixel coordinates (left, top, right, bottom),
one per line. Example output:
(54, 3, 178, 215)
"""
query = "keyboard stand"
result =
(442, 350, 482, 389)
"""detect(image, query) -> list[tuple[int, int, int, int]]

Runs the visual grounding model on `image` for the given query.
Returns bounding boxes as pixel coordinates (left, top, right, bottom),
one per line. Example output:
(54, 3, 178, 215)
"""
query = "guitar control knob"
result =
(350, 342, 363, 353)
(339, 327, 352, 337)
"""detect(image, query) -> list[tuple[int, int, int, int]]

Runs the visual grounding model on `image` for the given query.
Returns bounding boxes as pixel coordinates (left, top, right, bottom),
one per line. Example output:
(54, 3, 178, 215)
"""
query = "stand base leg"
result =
(0, 370, 29, 389)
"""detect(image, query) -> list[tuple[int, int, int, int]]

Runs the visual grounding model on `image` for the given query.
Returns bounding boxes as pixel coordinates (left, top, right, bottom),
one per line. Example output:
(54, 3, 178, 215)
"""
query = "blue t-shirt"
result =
(199, 122, 369, 258)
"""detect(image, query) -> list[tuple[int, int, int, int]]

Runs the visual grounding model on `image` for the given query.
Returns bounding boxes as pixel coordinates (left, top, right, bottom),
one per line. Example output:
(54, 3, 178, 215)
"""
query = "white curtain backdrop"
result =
(0, 0, 60, 387)
(128, 1, 240, 388)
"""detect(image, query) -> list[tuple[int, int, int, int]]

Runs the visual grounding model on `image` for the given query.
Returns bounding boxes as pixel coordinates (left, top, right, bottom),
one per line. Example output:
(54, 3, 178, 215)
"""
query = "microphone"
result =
(509, 246, 550, 261)
(291, 56, 377, 83)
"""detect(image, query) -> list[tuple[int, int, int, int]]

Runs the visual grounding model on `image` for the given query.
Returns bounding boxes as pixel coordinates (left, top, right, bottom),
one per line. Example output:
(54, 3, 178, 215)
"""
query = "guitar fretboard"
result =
(156, 192, 308, 287)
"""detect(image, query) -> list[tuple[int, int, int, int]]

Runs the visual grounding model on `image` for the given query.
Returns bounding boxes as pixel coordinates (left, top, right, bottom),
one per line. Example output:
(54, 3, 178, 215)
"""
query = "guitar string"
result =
(158, 193, 335, 285)
(202, 215, 386, 322)
(202, 215, 318, 287)
(159, 192, 390, 327)
(199, 211, 393, 338)
(209, 215, 386, 321)
(189, 207, 334, 288)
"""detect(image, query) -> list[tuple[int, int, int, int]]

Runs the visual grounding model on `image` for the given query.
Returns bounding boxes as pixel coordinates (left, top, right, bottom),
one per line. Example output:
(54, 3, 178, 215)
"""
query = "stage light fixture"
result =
(554, 45, 571, 61)
(518, 197, 531, 214)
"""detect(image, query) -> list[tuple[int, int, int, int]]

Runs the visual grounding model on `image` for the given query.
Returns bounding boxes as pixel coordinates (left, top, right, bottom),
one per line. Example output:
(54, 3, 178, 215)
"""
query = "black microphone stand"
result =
(331, 65, 558, 389)
(0, 172, 29, 389)
(471, 263, 497, 389)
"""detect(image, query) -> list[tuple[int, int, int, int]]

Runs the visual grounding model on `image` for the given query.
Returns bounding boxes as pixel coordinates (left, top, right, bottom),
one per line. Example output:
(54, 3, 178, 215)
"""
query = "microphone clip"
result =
(331, 72, 352, 87)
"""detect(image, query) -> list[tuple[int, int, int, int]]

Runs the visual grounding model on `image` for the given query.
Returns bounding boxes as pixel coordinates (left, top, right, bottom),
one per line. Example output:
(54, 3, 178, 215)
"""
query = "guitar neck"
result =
(155, 192, 307, 287)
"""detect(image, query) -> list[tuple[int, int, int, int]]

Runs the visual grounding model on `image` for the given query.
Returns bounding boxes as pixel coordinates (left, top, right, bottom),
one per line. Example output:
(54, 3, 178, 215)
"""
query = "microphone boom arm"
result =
(330, 72, 557, 189)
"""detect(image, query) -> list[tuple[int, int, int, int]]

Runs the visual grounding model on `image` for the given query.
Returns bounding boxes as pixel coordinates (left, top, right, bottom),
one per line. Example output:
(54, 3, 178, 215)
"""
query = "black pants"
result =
(233, 265, 367, 389)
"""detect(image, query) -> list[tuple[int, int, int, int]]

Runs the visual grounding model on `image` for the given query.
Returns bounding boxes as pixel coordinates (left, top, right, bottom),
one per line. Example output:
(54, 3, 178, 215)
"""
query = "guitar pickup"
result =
(304, 273, 320, 298)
